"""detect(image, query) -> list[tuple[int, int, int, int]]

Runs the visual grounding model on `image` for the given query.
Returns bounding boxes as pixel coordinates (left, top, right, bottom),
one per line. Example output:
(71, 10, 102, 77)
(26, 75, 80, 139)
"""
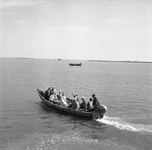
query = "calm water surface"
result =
(0, 58, 152, 150)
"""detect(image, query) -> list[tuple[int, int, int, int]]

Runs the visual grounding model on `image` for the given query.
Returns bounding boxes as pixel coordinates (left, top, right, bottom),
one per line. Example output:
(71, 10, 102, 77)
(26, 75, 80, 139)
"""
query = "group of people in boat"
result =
(44, 86, 104, 112)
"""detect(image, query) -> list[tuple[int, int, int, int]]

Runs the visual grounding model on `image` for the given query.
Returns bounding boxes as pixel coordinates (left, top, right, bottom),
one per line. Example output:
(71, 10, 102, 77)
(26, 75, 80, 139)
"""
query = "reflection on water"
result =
(9, 132, 134, 150)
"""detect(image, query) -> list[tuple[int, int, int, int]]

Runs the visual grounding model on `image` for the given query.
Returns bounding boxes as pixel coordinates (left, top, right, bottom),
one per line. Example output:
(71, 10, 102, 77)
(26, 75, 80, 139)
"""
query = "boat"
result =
(69, 63, 82, 66)
(37, 89, 107, 119)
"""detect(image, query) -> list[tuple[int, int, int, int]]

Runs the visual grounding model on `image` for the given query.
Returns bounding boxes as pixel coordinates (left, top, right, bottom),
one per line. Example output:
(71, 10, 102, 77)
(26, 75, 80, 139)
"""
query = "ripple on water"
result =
(8, 132, 137, 150)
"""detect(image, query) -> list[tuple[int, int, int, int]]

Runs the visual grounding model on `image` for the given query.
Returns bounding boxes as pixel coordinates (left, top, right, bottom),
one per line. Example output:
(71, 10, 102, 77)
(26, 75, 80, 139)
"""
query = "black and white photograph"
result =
(0, 0, 152, 150)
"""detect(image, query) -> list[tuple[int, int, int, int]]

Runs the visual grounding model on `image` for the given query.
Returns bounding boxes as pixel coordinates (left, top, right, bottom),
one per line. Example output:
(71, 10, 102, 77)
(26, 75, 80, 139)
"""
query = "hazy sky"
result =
(0, 0, 152, 61)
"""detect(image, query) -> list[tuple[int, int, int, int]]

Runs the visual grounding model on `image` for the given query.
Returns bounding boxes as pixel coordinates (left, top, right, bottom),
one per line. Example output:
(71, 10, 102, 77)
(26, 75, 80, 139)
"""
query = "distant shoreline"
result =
(0, 57, 152, 64)
(88, 60, 152, 64)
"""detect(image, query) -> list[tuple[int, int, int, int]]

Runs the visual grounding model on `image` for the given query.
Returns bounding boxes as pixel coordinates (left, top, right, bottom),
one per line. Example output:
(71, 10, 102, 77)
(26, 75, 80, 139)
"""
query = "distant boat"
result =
(69, 63, 82, 66)
(58, 59, 62, 61)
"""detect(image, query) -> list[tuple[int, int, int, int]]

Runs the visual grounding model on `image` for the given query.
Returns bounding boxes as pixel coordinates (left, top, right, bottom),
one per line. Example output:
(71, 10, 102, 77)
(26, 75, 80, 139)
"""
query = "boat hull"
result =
(69, 63, 82, 66)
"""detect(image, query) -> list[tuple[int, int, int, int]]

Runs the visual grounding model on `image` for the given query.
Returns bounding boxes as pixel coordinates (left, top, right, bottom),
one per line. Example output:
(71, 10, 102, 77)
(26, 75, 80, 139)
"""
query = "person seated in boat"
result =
(49, 94, 59, 104)
(80, 97, 87, 110)
(44, 87, 51, 100)
(68, 93, 80, 110)
(87, 98, 93, 111)
(48, 86, 58, 103)
(72, 92, 81, 104)
(59, 92, 69, 107)
(57, 90, 62, 100)
(90, 94, 107, 115)
(49, 94, 55, 101)
(62, 92, 66, 100)
(62, 92, 68, 103)
(57, 90, 67, 105)
(92, 94, 100, 110)
(50, 86, 57, 97)
(72, 92, 78, 99)
(50, 86, 58, 99)
(71, 98, 80, 110)
(68, 94, 75, 108)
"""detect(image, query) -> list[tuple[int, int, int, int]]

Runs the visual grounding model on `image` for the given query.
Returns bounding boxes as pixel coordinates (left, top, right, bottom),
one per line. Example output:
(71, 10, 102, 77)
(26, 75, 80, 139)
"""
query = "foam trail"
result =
(97, 116, 152, 133)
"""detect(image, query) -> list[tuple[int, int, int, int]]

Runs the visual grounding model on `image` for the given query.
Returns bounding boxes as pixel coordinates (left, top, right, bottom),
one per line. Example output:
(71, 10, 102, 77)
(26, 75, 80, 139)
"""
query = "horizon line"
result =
(0, 56, 152, 64)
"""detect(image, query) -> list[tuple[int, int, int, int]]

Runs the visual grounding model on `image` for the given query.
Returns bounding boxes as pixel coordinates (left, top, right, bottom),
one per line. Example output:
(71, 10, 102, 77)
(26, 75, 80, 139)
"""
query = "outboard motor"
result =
(93, 105, 107, 119)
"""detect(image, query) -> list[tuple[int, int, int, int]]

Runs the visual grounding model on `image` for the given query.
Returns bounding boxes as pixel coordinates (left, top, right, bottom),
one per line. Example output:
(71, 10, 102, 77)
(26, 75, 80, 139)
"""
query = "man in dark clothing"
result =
(92, 94, 107, 118)
(45, 87, 51, 100)
(50, 86, 57, 96)
(80, 97, 87, 110)
(92, 94, 100, 108)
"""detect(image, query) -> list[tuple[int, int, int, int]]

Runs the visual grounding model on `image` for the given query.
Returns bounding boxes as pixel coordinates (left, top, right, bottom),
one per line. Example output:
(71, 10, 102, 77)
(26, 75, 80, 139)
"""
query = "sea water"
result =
(0, 58, 152, 150)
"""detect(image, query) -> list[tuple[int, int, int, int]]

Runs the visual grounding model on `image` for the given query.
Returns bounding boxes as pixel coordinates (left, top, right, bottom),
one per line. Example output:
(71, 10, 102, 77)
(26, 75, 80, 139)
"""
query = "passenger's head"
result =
(92, 94, 95, 98)
(82, 97, 85, 101)
(89, 98, 92, 101)
(52, 86, 55, 89)
(59, 90, 62, 94)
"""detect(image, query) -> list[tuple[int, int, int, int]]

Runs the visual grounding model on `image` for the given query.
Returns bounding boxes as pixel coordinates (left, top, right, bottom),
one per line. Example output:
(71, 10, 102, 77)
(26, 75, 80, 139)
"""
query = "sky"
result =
(0, 0, 152, 61)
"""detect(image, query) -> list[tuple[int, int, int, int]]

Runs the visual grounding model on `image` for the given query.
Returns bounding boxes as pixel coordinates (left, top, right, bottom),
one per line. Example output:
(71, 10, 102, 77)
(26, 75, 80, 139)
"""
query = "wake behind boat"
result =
(37, 89, 107, 119)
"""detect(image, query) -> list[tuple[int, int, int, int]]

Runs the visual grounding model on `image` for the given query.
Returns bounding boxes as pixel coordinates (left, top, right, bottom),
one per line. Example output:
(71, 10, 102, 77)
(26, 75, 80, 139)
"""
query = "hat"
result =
(82, 97, 85, 99)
